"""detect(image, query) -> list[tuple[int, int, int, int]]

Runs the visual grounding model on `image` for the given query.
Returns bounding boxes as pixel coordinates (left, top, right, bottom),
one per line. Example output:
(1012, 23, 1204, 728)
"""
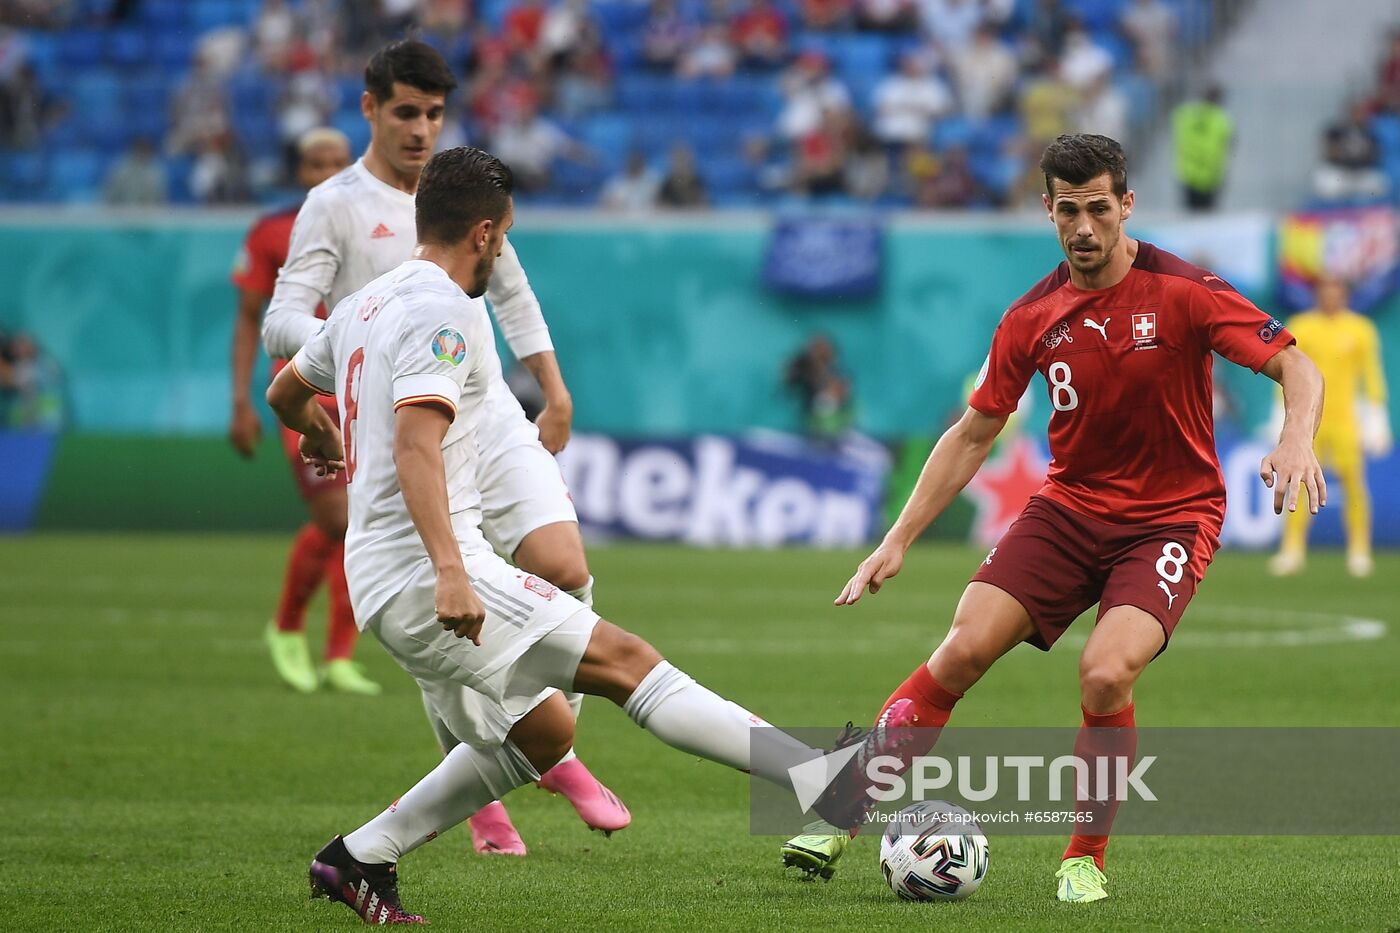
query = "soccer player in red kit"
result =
(780, 135, 1327, 902)
(228, 128, 378, 695)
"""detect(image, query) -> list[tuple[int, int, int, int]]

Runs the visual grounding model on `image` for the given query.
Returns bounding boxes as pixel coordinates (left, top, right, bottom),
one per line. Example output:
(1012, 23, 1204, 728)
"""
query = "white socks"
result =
(344, 741, 539, 864)
(623, 661, 820, 788)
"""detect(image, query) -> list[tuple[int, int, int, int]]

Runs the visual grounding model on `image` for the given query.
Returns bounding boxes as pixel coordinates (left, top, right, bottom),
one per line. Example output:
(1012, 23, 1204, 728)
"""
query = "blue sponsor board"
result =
(0, 431, 59, 532)
(556, 432, 887, 547)
(762, 216, 883, 299)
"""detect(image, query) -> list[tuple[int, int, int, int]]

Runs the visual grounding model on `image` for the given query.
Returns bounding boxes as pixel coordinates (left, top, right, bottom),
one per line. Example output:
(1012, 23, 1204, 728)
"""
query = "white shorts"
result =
(477, 418, 578, 559)
(367, 549, 599, 750)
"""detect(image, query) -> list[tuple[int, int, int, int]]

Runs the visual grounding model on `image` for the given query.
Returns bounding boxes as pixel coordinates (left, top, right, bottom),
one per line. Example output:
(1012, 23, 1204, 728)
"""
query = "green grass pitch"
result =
(2, 535, 1398, 931)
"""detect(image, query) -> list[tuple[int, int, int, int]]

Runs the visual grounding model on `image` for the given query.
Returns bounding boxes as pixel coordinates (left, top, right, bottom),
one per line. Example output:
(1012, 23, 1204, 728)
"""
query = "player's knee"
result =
(1078, 659, 1136, 708)
(520, 551, 590, 593)
(932, 630, 995, 684)
(577, 621, 664, 703)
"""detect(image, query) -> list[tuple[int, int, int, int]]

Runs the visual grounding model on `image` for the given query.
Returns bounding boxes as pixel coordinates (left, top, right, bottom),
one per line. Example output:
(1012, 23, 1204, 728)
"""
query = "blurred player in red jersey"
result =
(228, 127, 378, 695)
(780, 135, 1327, 902)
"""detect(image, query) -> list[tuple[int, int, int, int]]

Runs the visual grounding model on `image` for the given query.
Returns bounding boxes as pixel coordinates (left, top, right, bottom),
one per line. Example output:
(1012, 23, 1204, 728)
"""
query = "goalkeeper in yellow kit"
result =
(1271, 274, 1391, 577)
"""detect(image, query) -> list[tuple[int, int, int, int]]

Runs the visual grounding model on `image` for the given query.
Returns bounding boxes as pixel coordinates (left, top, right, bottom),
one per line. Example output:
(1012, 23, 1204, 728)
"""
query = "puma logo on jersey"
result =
(1082, 317, 1110, 340)
(1157, 580, 1178, 609)
(1042, 321, 1073, 349)
(370, 223, 395, 239)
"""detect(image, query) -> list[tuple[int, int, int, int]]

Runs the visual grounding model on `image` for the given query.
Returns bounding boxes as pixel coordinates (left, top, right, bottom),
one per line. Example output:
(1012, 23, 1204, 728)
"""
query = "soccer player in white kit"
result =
(268, 147, 824, 925)
(261, 40, 625, 853)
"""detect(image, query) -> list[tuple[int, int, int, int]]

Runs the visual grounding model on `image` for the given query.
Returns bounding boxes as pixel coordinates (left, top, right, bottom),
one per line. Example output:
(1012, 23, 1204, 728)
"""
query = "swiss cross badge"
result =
(1131, 313, 1157, 342)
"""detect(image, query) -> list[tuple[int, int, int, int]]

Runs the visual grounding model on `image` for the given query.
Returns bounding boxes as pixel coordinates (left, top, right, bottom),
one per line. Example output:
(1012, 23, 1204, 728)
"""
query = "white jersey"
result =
(290, 259, 499, 627)
(263, 158, 555, 444)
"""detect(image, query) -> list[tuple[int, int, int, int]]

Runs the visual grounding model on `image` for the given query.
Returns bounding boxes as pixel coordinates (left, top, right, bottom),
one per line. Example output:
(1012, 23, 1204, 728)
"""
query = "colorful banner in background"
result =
(1277, 205, 1400, 313)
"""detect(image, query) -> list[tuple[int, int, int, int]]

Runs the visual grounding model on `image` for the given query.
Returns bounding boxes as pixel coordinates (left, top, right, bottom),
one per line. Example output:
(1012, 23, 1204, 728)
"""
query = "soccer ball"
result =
(878, 801, 990, 901)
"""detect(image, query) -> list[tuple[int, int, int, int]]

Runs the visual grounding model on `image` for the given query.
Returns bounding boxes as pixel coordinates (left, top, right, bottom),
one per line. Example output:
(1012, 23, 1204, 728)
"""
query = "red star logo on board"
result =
(964, 435, 1049, 547)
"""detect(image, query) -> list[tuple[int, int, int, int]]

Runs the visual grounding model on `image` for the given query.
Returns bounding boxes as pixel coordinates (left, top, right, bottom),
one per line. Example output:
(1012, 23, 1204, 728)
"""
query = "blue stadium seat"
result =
(106, 29, 150, 68)
(48, 150, 105, 202)
(3, 152, 47, 201)
(932, 116, 976, 151)
(141, 0, 189, 28)
(583, 115, 636, 158)
(58, 30, 104, 68)
(1372, 115, 1400, 158)
(1062, 0, 1125, 31)
(155, 33, 193, 73)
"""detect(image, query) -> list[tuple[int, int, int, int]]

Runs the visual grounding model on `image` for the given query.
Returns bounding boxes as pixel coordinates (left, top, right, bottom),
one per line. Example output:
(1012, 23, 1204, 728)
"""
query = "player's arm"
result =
(266, 360, 344, 476)
(485, 238, 573, 453)
(1259, 346, 1327, 515)
(394, 404, 486, 644)
(835, 407, 1008, 605)
(262, 197, 341, 358)
(229, 287, 267, 458)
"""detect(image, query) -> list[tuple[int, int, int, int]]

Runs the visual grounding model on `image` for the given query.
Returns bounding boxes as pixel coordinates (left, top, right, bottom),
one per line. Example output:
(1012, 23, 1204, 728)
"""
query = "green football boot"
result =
(265, 622, 318, 694)
(323, 658, 382, 696)
(780, 822, 849, 880)
(1055, 856, 1108, 903)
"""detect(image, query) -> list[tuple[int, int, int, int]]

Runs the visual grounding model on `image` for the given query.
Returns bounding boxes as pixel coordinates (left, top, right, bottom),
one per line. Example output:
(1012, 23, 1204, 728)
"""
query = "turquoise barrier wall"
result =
(1, 215, 1395, 437)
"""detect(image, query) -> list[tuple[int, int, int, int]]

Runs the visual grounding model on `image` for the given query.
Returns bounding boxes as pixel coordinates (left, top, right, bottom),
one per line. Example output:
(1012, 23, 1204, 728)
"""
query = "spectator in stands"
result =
(422, 0, 471, 38)
(1024, 0, 1073, 57)
(1059, 21, 1113, 90)
(166, 50, 231, 156)
(950, 22, 1016, 118)
(777, 51, 850, 140)
(1019, 56, 1076, 147)
(600, 150, 661, 211)
(1313, 98, 1390, 202)
(799, 0, 851, 32)
(541, 0, 593, 67)
(190, 130, 250, 204)
(784, 334, 853, 440)
(277, 67, 338, 179)
(377, 0, 419, 37)
(731, 0, 788, 69)
(873, 51, 953, 150)
(845, 122, 890, 200)
(794, 105, 851, 197)
(918, 0, 983, 52)
(1073, 72, 1127, 143)
(912, 143, 982, 208)
(504, 0, 549, 59)
(658, 143, 709, 207)
(491, 100, 586, 191)
(1172, 84, 1232, 211)
(678, 22, 738, 79)
(853, 0, 918, 33)
(555, 22, 614, 117)
(1379, 28, 1400, 113)
(254, 0, 298, 72)
(1119, 0, 1176, 80)
(0, 61, 59, 150)
(642, 0, 693, 71)
(102, 138, 168, 206)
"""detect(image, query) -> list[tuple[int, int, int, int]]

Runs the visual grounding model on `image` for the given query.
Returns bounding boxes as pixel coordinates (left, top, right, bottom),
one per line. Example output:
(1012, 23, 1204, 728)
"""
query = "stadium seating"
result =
(1, 0, 1211, 207)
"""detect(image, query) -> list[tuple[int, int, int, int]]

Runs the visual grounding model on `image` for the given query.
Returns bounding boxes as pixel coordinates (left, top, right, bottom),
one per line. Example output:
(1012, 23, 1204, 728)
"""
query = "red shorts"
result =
(280, 396, 345, 502)
(971, 496, 1218, 652)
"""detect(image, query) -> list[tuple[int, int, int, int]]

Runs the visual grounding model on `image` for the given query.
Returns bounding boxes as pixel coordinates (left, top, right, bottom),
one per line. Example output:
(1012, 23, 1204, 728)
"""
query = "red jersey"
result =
(231, 204, 299, 298)
(231, 203, 328, 378)
(968, 241, 1293, 537)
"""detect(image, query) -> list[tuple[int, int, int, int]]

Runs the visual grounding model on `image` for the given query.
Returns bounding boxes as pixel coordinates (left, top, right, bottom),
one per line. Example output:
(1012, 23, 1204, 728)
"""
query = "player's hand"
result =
(835, 541, 906, 606)
(536, 396, 573, 455)
(298, 428, 346, 477)
(436, 568, 486, 644)
(229, 402, 261, 459)
(1259, 437, 1327, 515)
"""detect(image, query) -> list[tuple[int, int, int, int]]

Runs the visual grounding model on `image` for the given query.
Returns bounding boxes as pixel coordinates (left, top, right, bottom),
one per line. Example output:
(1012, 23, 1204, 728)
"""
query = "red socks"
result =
(882, 664, 962, 760)
(323, 542, 359, 661)
(1063, 703, 1137, 870)
(275, 524, 336, 633)
(274, 523, 359, 661)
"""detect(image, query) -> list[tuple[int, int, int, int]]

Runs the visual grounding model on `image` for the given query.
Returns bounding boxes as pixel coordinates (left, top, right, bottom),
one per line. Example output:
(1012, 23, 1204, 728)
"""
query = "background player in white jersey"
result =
(260, 40, 626, 853)
(266, 148, 824, 925)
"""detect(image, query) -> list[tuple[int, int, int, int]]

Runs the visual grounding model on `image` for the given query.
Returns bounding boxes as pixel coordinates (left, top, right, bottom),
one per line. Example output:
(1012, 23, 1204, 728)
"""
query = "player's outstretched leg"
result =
(513, 524, 633, 835)
(781, 583, 1034, 877)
